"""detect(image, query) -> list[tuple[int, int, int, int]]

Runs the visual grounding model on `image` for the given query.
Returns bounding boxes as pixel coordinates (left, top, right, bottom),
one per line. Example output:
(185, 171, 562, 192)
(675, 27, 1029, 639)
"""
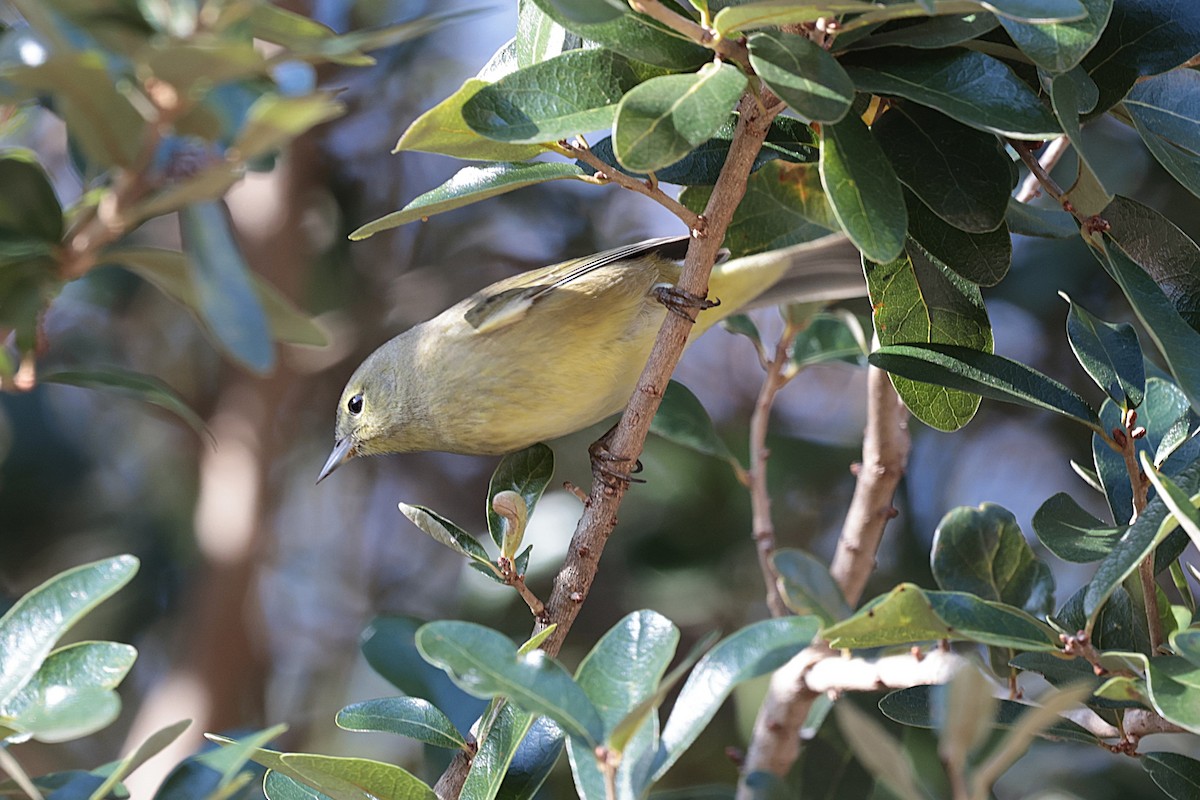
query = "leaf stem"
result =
(1113, 408, 1160, 650)
(627, 0, 750, 67)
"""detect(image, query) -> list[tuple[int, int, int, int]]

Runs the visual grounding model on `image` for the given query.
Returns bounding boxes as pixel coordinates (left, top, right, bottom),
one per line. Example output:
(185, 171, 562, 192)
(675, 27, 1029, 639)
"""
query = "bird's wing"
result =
(463, 235, 691, 333)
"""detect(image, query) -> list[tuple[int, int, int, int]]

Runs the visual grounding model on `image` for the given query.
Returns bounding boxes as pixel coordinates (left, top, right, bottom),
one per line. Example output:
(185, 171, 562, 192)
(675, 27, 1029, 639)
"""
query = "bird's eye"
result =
(347, 393, 364, 415)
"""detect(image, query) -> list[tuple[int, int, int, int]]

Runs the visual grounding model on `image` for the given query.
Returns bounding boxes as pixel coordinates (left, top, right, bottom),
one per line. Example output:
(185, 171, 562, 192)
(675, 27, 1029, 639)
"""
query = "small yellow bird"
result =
(318, 234, 863, 481)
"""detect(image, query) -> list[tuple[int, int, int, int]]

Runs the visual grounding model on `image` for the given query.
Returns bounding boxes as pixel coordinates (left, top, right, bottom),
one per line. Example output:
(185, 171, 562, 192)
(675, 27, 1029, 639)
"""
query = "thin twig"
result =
(434, 89, 784, 799)
(499, 557, 548, 622)
(565, 139, 706, 235)
(627, 0, 750, 66)
(1011, 138, 1070, 209)
(1112, 409, 1160, 650)
(747, 326, 800, 618)
(1014, 136, 1069, 203)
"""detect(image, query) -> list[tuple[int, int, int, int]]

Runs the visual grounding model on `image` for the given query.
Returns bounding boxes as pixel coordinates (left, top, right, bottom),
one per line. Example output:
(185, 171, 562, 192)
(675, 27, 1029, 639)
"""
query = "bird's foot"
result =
(652, 284, 721, 322)
(588, 435, 644, 492)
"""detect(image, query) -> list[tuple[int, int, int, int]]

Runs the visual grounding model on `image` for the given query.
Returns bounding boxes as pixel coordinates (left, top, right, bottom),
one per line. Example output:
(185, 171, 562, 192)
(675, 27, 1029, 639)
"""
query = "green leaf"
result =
(538, 0, 626, 26)
(486, 443, 554, 550)
(350, 162, 587, 239)
(463, 49, 662, 144)
(100, 246, 327, 348)
(748, 31, 854, 123)
(773, 549, 852, 625)
(336, 697, 465, 750)
(789, 312, 868, 368)
(847, 12, 999, 50)
(398, 503, 494, 568)
(1005, 198, 1077, 238)
(931, 503, 1054, 614)
(1132, 115, 1200, 202)
(873, 103, 1013, 233)
(834, 701, 925, 800)
(653, 616, 819, 780)
(416, 621, 603, 745)
(843, 48, 1059, 139)
(517, 0, 573, 67)
(179, 201, 274, 373)
(89, 719, 192, 800)
(868, 343, 1100, 431)
(459, 704, 537, 800)
(264, 770, 332, 800)
(1143, 455, 1200, 552)
(713, 1, 887, 35)
(0, 556, 138, 709)
(1031, 492, 1125, 563)
(864, 251, 992, 432)
(395, 79, 550, 161)
(1174, 629, 1200, 669)
(1125, 69, 1200, 156)
(1144, 752, 1200, 800)
(614, 62, 748, 172)
(569, 611, 678, 799)
(905, 193, 1011, 286)
(1000, 0, 1111, 72)
(1098, 236, 1200, 418)
(0, 641, 134, 743)
(1049, 73, 1110, 217)
(1144, 655, 1200, 735)
(230, 92, 346, 162)
(1081, 0, 1200, 115)
(822, 583, 1060, 651)
(650, 380, 739, 468)
(281, 753, 437, 800)
(681, 161, 837, 256)
(41, 368, 208, 439)
(819, 113, 907, 263)
(1083, 460, 1200, 632)
(1064, 293, 1145, 408)
(529, 0, 709, 69)
(880, 684, 1097, 743)
(0, 150, 63, 242)
(1009, 651, 1136, 709)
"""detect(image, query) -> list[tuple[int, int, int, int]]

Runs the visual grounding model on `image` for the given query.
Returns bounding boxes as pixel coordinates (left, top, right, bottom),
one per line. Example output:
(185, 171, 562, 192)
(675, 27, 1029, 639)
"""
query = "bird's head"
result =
(317, 347, 403, 483)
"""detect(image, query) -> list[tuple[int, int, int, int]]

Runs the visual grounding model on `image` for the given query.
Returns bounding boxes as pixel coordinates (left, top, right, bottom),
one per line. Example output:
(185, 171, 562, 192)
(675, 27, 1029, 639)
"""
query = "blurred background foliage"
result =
(0, 0, 1197, 796)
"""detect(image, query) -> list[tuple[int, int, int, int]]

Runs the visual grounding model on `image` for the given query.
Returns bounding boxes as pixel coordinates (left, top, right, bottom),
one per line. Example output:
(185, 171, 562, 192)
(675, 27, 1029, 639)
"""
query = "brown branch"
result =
(433, 90, 784, 799)
(748, 328, 799, 618)
(627, 0, 750, 67)
(1014, 136, 1069, 203)
(1111, 410, 1160, 650)
(565, 139, 705, 234)
(737, 363, 910, 795)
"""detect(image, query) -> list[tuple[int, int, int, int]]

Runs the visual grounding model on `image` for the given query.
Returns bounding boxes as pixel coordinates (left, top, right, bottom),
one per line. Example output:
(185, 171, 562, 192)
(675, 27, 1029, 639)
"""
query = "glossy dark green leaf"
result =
(1132, 115, 1200, 201)
(822, 583, 1060, 651)
(486, 443, 554, 550)
(416, 621, 603, 745)
(179, 201, 274, 373)
(1055, 584, 1138, 652)
(1099, 237, 1200, 417)
(905, 193, 1011, 286)
(458, 703, 560, 800)
(1000, 0, 1111, 72)
(336, 697, 465, 750)
(1032, 492, 1125, 563)
(540, 0, 626, 24)
(819, 113, 907, 263)
(748, 31, 854, 123)
(843, 48, 1059, 138)
(463, 49, 661, 144)
(1144, 752, 1200, 800)
(931, 503, 1054, 614)
(847, 12, 999, 50)
(1064, 293, 1145, 408)
(398, 503, 493, 568)
(1083, 460, 1200, 631)
(773, 549, 852, 625)
(351, 162, 587, 239)
(1104, 193, 1200, 326)
(1125, 69, 1200, 156)
(865, 250, 991, 432)
(653, 616, 819, 780)
(530, 0, 709, 69)
(101, 245, 327, 347)
(570, 611, 678, 798)
(880, 685, 1097, 743)
(873, 102, 1013, 233)
(0, 556, 137, 709)
(41, 368, 208, 438)
(1174, 629, 1200, 669)
(681, 161, 837, 256)
(0, 150, 63, 242)
(650, 380, 739, 467)
(789, 313, 868, 368)
(493, 714, 563, 800)
(868, 343, 1101, 432)
(1082, 0, 1200, 114)
(1005, 198, 1078, 238)
(614, 63, 748, 172)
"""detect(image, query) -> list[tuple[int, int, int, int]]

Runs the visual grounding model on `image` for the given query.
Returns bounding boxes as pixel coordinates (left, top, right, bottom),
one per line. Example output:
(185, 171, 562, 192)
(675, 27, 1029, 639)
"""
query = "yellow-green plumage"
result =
(320, 234, 862, 479)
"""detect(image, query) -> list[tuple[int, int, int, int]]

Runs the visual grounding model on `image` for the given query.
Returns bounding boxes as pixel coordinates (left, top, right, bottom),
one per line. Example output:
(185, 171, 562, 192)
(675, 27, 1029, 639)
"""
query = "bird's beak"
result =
(317, 437, 355, 484)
